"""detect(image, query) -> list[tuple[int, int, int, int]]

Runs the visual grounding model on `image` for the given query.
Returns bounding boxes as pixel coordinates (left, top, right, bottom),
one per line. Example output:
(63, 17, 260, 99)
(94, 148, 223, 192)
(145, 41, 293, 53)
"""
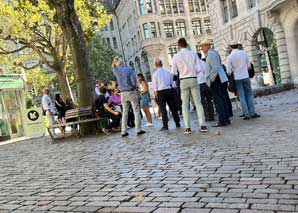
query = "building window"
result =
(164, 22, 175, 38)
(178, 0, 184, 13)
(194, 0, 200, 12)
(112, 37, 117, 49)
(200, 0, 206, 12)
(188, 0, 194, 12)
(176, 20, 187, 36)
(204, 19, 211, 34)
(146, 0, 153, 13)
(165, 0, 172, 14)
(135, 57, 142, 73)
(168, 45, 178, 58)
(231, 0, 238, 18)
(110, 20, 114, 31)
(172, 0, 178, 13)
(221, 0, 229, 23)
(106, 38, 111, 47)
(139, 0, 146, 15)
(143, 23, 150, 38)
(129, 61, 135, 70)
(150, 22, 157, 38)
(192, 19, 202, 36)
(159, 0, 166, 14)
(248, 0, 256, 8)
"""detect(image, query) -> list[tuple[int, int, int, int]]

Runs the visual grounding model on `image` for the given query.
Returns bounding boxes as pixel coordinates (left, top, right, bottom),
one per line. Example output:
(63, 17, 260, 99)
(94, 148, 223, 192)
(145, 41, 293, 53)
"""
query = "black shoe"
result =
(251, 113, 261, 119)
(176, 123, 181, 128)
(184, 128, 192, 134)
(137, 130, 146, 136)
(243, 116, 251, 120)
(200, 126, 208, 132)
(122, 133, 129, 137)
(226, 120, 231, 125)
(212, 123, 227, 127)
(239, 114, 245, 118)
(159, 127, 168, 131)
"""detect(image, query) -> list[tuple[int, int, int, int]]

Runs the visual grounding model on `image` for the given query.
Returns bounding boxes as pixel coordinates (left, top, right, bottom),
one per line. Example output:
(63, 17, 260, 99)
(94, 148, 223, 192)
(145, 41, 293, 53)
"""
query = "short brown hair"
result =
(178, 38, 188, 48)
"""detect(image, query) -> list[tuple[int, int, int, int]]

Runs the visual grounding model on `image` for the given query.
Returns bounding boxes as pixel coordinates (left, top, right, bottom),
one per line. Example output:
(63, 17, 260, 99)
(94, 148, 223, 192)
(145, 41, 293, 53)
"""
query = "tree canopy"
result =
(0, 0, 111, 99)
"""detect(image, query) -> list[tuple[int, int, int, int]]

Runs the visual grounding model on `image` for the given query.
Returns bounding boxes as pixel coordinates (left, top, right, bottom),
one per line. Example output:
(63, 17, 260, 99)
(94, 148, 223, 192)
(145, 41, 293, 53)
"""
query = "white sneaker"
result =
(145, 123, 154, 127)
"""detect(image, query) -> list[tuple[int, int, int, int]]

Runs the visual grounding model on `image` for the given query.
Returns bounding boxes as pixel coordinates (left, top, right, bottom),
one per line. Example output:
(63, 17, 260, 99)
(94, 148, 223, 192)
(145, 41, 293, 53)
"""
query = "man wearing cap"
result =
(199, 39, 231, 127)
(171, 38, 207, 134)
(226, 41, 260, 120)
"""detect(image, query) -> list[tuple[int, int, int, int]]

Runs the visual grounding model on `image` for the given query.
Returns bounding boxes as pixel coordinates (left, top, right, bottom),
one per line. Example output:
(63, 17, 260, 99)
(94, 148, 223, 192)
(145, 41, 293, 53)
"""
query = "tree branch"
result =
(0, 45, 27, 55)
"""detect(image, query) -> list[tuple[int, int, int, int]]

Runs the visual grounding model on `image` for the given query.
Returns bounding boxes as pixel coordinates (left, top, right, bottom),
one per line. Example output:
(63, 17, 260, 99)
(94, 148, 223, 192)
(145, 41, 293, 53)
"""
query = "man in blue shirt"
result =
(112, 57, 146, 137)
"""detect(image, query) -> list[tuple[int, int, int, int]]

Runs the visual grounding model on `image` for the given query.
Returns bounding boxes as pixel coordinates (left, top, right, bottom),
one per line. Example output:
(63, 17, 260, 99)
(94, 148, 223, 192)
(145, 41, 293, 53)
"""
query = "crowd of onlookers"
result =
(42, 37, 260, 137)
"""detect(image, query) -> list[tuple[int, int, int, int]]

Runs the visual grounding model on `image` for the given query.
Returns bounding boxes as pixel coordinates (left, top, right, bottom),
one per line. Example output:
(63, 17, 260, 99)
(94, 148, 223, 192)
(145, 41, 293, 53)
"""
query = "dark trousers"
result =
(200, 83, 214, 121)
(210, 76, 230, 124)
(157, 89, 180, 128)
(222, 82, 233, 117)
(105, 112, 121, 130)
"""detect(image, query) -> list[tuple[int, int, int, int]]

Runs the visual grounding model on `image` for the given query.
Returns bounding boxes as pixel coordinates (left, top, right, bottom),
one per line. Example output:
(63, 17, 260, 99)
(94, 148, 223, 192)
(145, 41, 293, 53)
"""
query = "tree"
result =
(0, 0, 111, 101)
(89, 34, 116, 84)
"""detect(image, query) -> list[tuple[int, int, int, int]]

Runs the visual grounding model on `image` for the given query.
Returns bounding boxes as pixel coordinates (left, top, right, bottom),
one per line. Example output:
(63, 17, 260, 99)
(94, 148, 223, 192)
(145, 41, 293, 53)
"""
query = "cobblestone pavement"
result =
(1, 89, 298, 213)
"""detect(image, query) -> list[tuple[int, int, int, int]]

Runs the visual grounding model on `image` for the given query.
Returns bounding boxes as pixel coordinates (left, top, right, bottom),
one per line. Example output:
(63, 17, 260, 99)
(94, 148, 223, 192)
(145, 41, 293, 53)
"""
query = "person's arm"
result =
(246, 52, 251, 70)
(103, 103, 119, 115)
(152, 74, 158, 97)
(194, 54, 202, 75)
(171, 56, 178, 76)
(129, 68, 137, 88)
(140, 81, 149, 96)
(95, 87, 100, 96)
(226, 55, 233, 75)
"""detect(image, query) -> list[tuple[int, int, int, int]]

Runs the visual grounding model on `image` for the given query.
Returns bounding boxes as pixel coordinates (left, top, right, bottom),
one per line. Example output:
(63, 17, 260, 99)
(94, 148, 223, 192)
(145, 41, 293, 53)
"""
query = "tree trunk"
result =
(47, 0, 94, 136)
(47, 0, 91, 107)
(55, 69, 74, 101)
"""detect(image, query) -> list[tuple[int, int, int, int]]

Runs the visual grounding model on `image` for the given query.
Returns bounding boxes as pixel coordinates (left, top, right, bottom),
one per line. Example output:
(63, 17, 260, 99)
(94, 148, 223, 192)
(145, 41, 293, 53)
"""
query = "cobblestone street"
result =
(1, 89, 298, 213)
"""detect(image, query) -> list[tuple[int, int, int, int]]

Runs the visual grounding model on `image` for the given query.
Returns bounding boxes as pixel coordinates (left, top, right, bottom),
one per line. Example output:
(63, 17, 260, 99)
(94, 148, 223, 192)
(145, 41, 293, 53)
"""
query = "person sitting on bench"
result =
(95, 86, 121, 135)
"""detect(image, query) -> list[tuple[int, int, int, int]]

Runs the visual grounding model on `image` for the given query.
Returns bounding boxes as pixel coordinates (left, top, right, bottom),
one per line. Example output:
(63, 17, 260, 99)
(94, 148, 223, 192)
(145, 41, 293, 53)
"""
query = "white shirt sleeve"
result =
(194, 54, 202, 75)
(226, 55, 233, 75)
(171, 56, 178, 76)
(152, 73, 158, 92)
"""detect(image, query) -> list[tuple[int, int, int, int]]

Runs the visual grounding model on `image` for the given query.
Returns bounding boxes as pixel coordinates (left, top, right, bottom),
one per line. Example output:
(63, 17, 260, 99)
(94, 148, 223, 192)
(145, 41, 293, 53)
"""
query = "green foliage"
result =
(26, 68, 55, 96)
(25, 97, 35, 109)
(88, 34, 116, 84)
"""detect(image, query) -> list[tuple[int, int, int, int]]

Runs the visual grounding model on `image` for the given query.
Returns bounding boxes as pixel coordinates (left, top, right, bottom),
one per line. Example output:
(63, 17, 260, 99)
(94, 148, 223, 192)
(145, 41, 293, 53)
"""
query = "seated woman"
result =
(95, 87, 121, 135)
(109, 88, 122, 113)
(54, 93, 66, 134)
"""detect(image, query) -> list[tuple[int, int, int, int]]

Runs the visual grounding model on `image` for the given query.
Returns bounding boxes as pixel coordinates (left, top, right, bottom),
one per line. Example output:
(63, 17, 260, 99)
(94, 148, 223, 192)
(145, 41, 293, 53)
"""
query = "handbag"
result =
(248, 63, 255, 78)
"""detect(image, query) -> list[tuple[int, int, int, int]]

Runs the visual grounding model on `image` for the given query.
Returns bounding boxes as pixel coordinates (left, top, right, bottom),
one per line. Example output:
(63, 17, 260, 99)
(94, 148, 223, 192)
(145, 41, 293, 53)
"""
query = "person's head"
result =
(100, 86, 107, 95)
(177, 38, 188, 50)
(229, 40, 240, 50)
(96, 81, 102, 87)
(199, 39, 211, 54)
(137, 73, 145, 82)
(43, 88, 49, 95)
(226, 46, 233, 55)
(155, 58, 163, 68)
(112, 56, 124, 68)
(113, 88, 120, 96)
(197, 52, 202, 59)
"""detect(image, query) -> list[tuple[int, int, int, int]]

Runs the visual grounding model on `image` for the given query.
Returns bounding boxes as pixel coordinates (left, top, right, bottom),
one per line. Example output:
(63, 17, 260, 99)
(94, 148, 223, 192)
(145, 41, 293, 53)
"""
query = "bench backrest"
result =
(65, 106, 92, 119)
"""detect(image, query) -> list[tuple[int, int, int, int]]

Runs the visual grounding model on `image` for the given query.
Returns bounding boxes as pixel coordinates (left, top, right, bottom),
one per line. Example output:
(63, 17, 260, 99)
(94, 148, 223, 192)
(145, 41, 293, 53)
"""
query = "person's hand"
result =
(114, 111, 120, 116)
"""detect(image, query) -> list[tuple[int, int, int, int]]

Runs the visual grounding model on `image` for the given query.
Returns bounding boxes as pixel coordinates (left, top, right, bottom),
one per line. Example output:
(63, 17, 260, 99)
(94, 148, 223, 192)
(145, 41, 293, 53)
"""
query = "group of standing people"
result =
(98, 37, 260, 137)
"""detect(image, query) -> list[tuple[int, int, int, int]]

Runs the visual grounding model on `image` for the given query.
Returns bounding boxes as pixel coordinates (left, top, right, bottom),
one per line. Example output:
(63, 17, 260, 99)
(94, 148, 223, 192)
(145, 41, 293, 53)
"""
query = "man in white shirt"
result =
(42, 88, 56, 129)
(171, 38, 207, 134)
(152, 59, 180, 131)
(197, 53, 215, 121)
(226, 41, 260, 120)
(95, 81, 101, 97)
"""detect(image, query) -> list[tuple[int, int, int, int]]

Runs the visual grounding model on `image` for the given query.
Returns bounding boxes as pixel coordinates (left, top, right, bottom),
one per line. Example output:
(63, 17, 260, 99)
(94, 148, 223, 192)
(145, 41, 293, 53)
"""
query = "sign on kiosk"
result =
(24, 108, 46, 137)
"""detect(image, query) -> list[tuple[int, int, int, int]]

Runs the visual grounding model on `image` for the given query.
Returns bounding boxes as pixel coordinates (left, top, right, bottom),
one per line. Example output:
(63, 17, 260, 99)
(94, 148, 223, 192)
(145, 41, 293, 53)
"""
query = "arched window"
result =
(176, 20, 187, 36)
(129, 61, 135, 70)
(141, 52, 151, 81)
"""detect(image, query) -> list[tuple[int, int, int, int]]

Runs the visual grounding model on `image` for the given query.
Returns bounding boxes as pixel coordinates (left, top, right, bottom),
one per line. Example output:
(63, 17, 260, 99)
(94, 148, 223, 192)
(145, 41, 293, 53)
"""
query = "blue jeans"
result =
(235, 78, 256, 116)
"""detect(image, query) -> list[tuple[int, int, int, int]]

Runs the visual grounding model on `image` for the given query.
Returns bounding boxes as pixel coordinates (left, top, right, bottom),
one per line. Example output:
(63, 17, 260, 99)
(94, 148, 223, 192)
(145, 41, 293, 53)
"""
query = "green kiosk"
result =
(0, 74, 25, 141)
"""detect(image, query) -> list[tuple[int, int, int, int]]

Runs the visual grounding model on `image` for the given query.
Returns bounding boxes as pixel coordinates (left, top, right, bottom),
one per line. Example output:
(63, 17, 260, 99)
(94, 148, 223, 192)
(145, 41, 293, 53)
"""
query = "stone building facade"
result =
(208, 0, 298, 86)
(100, 0, 213, 81)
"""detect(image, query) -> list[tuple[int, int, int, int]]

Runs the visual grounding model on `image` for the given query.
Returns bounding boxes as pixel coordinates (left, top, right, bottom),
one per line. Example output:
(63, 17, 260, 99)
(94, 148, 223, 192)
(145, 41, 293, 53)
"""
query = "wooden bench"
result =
(47, 106, 108, 141)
